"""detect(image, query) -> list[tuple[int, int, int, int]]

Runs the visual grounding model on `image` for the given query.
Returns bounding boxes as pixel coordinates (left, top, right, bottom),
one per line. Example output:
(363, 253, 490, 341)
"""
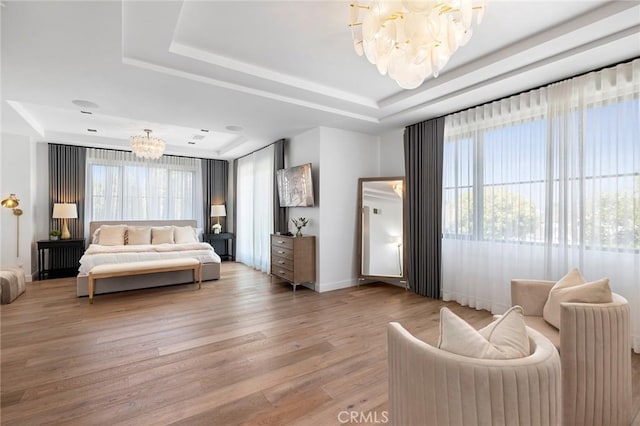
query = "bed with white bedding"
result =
(76, 220, 221, 297)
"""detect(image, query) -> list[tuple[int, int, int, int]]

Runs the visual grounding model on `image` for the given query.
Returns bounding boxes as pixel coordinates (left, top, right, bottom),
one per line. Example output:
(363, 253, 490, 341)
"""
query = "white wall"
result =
(285, 128, 321, 237)
(283, 127, 380, 292)
(317, 127, 379, 291)
(0, 133, 36, 280)
(379, 128, 405, 176)
(34, 142, 49, 244)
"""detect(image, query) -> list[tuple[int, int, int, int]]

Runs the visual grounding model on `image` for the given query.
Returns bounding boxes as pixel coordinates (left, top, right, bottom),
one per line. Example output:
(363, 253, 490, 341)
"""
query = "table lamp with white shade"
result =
(210, 204, 226, 234)
(52, 203, 77, 240)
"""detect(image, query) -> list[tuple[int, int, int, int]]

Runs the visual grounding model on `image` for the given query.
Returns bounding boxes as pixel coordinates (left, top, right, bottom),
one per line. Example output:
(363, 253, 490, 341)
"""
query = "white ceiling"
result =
(2, 1, 639, 160)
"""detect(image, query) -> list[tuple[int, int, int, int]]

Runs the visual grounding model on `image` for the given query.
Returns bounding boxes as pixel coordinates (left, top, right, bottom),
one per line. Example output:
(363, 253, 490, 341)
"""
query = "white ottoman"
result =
(0, 267, 26, 304)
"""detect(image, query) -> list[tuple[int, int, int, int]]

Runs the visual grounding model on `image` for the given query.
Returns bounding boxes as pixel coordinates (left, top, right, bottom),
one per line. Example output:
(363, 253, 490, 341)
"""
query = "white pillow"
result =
(438, 305, 530, 359)
(127, 226, 151, 245)
(173, 226, 198, 244)
(151, 226, 174, 244)
(543, 268, 613, 329)
(97, 225, 126, 246)
(91, 227, 101, 244)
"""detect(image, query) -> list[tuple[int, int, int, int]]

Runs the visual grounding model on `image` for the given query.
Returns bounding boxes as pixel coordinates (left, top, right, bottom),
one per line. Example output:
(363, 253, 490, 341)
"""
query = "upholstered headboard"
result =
(89, 220, 197, 238)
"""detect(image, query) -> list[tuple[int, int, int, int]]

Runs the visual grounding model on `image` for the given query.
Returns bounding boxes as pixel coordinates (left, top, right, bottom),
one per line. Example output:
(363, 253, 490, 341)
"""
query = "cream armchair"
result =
(511, 280, 632, 426)
(388, 322, 561, 426)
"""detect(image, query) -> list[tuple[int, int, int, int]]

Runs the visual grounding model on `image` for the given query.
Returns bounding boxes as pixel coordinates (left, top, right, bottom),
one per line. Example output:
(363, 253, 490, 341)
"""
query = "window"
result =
(441, 59, 640, 352)
(85, 148, 202, 226)
(581, 100, 640, 250)
(235, 145, 274, 272)
(443, 100, 639, 251)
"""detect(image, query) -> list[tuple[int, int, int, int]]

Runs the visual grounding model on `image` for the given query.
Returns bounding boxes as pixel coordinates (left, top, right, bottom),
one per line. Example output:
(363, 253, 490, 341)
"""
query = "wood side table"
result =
(37, 239, 85, 280)
(204, 232, 235, 261)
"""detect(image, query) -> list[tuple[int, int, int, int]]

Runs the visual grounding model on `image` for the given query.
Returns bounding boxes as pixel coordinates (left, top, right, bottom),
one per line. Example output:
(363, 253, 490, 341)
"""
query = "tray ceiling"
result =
(2, 1, 639, 159)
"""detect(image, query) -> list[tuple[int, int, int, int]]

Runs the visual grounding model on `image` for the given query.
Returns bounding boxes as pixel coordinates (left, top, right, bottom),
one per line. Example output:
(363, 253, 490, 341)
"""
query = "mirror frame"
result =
(357, 176, 407, 284)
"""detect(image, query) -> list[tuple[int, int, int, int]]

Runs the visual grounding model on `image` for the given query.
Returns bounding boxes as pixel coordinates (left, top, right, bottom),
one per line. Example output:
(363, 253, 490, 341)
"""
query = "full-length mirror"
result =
(358, 177, 407, 283)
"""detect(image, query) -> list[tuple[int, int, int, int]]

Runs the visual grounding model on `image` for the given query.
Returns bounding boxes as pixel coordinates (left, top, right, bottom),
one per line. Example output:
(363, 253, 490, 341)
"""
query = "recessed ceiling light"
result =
(188, 141, 196, 145)
(225, 125, 243, 132)
(80, 110, 93, 115)
(200, 129, 209, 133)
(87, 129, 97, 132)
(72, 100, 99, 109)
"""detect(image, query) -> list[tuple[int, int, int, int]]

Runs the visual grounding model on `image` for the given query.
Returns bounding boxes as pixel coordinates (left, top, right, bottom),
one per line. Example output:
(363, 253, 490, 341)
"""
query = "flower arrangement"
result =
(212, 223, 222, 234)
(291, 217, 309, 237)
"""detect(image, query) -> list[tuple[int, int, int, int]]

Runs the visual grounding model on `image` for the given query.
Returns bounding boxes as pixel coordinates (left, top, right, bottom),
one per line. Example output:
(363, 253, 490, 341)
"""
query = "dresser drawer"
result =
(271, 246, 293, 260)
(271, 254, 293, 270)
(271, 235, 294, 250)
(272, 267, 293, 282)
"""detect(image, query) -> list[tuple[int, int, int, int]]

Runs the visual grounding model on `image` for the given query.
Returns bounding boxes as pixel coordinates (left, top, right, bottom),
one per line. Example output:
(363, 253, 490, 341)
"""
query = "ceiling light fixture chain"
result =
(349, 0, 487, 89)
(130, 128, 166, 159)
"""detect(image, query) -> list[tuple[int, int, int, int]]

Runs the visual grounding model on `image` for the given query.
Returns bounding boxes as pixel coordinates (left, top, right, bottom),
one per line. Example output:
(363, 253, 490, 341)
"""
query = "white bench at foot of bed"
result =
(88, 258, 202, 304)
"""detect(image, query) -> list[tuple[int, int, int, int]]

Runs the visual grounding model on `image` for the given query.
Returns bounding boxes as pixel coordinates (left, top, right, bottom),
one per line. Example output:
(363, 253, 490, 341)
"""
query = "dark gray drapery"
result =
(232, 159, 238, 238)
(202, 159, 229, 233)
(404, 117, 445, 298)
(49, 144, 87, 238)
(48, 144, 87, 272)
(273, 139, 288, 233)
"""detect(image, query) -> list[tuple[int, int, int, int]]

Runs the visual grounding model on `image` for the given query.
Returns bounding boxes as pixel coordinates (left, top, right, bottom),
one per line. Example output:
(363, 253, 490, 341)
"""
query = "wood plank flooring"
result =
(1, 262, 639, 425)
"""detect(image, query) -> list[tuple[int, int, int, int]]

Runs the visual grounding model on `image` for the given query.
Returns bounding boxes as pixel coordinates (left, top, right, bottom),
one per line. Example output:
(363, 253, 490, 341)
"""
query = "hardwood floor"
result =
(1, 262, 639, 425)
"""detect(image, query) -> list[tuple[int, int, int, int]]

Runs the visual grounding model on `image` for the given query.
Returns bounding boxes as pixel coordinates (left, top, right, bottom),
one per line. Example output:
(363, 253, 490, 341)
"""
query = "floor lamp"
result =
(1, 194, 24, 257)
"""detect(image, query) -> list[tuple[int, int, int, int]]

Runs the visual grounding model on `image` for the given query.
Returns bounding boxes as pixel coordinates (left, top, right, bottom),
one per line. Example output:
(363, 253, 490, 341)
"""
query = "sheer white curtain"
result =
(442, 59, 640, 352)
(236, 145, 274, 272)
(85, 149, 203, 237)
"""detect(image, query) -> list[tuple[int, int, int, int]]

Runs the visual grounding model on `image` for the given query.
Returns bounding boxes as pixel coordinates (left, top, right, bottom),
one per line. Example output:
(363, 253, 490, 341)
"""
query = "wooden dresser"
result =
(270, 234, 316, 292)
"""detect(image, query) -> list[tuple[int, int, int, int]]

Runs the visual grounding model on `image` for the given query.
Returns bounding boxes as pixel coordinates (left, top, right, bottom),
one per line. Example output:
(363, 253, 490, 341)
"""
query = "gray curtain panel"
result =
(232, 159, 238, 239)
(273, 139, 288, 233)
(49, 143, 86, 238)
(202, 159, 229, 233)
(403, 117, 445, 298)
(48, 143, 87, 270)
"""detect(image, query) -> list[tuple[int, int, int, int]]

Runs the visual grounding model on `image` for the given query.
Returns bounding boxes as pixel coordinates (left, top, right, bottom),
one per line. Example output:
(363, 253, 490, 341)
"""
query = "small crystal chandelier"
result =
(130, 129, 165, 159)
(349, 0, 487, 89)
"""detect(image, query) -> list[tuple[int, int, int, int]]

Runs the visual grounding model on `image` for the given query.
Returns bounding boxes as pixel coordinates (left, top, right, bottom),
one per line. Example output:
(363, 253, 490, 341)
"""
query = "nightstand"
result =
(37, 238, 85, 280)
(204, 232, 235, 261)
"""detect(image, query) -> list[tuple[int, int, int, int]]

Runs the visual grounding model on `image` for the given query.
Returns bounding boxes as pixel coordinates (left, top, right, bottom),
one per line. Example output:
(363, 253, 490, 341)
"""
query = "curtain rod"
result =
(47, 142, 228, 163)
(409, 56, 639, 127)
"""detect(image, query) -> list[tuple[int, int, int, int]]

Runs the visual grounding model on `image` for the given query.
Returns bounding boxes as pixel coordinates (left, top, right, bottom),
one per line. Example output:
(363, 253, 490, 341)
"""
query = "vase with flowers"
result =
(291, 217, 309, 237)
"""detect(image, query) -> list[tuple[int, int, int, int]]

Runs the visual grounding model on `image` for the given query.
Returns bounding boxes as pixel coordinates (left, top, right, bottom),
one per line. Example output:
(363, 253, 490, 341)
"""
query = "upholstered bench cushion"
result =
(88, 258, 202, 304)
(90, 258, 199, 275)
(0, 267, 26, 304)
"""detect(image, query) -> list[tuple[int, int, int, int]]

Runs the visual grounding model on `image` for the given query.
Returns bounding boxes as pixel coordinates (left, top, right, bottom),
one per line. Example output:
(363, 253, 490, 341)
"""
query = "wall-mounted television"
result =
(276, 163, 315, 207)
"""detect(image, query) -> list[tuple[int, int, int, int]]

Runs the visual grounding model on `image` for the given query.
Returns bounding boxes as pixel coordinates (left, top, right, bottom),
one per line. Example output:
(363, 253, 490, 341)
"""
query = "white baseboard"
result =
(317, 278, 359, 293)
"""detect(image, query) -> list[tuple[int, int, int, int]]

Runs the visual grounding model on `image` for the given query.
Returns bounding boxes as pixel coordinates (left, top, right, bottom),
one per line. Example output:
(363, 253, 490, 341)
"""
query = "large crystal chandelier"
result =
(130, 129, 165, 160)
(349, 0, 487, 89)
